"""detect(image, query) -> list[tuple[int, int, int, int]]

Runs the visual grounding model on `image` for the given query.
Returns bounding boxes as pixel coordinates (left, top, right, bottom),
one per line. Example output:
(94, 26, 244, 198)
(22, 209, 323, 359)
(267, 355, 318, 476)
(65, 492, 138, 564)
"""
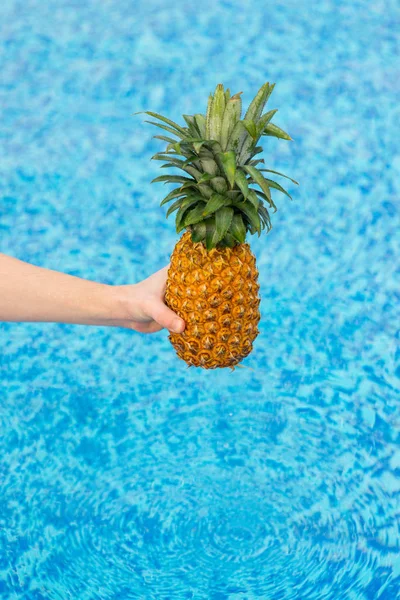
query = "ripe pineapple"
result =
(139, 82, 297, 369)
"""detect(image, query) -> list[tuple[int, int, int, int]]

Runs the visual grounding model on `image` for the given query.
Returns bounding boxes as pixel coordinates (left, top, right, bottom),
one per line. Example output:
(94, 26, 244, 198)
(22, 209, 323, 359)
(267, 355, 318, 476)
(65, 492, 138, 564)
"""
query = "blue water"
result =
(1, 0, 399, 598)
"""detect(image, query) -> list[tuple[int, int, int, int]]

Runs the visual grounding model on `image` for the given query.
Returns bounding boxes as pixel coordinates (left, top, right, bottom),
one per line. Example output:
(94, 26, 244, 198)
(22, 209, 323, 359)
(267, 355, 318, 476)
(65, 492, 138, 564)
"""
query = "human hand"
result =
(0, 253, 184, 334)
(116, 266, 186, 334)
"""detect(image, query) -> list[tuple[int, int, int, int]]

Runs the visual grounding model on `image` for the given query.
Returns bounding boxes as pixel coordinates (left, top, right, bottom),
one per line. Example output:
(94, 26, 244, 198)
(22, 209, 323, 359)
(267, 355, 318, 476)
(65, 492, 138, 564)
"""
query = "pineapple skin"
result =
(165, 231, 260, 369)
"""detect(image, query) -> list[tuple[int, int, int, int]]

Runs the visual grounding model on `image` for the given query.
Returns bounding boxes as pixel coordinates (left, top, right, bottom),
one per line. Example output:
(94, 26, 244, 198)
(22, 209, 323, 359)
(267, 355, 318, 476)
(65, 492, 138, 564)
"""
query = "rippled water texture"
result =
(1, 0, 399, 598)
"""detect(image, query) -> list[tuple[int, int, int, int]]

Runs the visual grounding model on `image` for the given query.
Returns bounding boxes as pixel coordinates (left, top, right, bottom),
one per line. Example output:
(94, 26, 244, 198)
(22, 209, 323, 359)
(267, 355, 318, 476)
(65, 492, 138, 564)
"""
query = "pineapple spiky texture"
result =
(139, 82, 297, 369)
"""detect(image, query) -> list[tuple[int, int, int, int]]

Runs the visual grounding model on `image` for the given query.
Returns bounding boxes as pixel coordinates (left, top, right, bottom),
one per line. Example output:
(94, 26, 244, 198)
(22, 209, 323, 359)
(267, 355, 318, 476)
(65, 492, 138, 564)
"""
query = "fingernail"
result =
(172, 319, 184, 333)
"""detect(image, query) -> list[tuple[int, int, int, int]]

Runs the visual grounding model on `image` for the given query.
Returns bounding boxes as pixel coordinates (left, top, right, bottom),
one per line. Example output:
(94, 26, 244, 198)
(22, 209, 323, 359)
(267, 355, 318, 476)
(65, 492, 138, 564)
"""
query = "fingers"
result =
(147, 297, 185, 333)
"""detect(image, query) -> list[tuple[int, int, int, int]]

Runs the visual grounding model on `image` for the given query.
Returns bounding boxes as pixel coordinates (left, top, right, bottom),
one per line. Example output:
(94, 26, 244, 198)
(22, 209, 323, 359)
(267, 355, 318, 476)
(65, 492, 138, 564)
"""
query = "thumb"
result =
(148, 299, 185, 333)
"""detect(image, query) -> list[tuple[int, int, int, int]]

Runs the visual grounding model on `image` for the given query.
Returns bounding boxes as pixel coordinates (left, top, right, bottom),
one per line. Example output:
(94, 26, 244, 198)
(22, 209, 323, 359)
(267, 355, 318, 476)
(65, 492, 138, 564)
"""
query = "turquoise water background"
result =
(0, 0, 399, 598)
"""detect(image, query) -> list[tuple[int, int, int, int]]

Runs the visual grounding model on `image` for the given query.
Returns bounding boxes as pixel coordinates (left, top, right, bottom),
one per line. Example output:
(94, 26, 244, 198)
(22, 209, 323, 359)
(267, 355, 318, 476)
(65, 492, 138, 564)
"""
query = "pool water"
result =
(0, 0, 399, 598)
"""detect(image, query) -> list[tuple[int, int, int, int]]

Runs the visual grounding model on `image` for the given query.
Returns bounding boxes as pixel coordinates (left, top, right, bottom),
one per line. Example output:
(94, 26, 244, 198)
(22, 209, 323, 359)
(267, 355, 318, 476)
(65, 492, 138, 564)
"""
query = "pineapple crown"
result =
(137, 82, 298, 250)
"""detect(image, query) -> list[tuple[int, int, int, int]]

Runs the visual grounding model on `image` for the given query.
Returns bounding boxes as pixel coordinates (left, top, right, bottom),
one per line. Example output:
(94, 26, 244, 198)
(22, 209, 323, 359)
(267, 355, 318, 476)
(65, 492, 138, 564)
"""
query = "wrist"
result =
(107, 284, 136, 325)
(86, 283, 129, 327)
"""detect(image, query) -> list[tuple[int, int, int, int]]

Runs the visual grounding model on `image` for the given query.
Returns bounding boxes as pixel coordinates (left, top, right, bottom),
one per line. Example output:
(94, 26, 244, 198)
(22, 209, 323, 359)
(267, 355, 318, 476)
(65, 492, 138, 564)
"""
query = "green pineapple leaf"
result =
(237, 83, 274, 154)
(234, 169, 249, 198)
(234, 199, 262, 235)
(183, 114, 201, 136)
(220, 94, 242, 151)
(144, 120, 186, 139)
(243, 165, 274, 203)
(230, 92, 243, 114)
(159, 157, 189, 170)
(219, 151, 236, 189)
(239, 111, 277, 163)
(251, 146, 263, 156)
(191, 222, 207, 243)
(257, 109, 278, 136)
(199, 152, 220, 177)
(209, 84, 226, 142)
(248, 158, 265, 167)
(158, 157, 202, 181)
(243, 82, 274, 123)
(230, 213, 247, 243)
(222, 233, 237, 248)
(247, 190, 260, 210)
(263, 178, 292, 199)
(182, 154, 203, 167)
(171, 142, 183, 154)
(166, 197, 189, 218)
(259, 168, 299, 185)
(193, 141, 205, 154)
(175, 199, 203, 232)
(258, 204, 272, 231)
(205, 93, 213, 139)
(151, 174, 195, 185)
(213, 206, 234, 245)
(136, 111, 186, 134)
(205, 217, 217, 251)
(184, 164, 204, 181)
(197, 183, 214, 199)
(242, 119, 258, 140)
(143, 80, 297, 246)
(165, 142, 183, 154)
(151, 152, 180, 161)
(252, 189, 277, 212)
(226, 120, 246, 153)
(209, 176, 228, 194)
(238, 122, 257, 164)
(194, 114, 206, 137)
(179, 202, 207, 231)
(160, 188, 187, 206)
(160, 155, 201, 173)
(153, 135, 178, 144)
(197, 173, 215, 184)
(177, 137, 205, 143)
(262, 122, 292, 140)
(203, 193, 231, 217)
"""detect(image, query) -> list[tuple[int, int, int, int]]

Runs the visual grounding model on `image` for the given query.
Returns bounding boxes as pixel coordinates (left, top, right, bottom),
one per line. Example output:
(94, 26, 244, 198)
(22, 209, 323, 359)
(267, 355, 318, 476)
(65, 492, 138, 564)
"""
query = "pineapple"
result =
(139, 82, 297, 369)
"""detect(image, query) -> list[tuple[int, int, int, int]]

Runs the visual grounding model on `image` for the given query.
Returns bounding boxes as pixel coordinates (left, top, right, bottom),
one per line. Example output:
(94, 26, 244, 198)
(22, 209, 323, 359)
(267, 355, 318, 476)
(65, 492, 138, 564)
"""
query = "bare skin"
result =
(0, 254, 185, 334)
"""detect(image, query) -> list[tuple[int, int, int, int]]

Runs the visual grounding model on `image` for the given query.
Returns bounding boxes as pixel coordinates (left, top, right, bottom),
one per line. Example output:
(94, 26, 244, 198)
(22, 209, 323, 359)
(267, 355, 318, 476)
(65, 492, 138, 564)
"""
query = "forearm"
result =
(0, 253, 125, 326)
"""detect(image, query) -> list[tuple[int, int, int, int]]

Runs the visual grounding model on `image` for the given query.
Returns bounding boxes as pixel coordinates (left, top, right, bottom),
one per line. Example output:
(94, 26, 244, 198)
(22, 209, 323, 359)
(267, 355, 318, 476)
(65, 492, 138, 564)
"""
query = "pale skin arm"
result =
(0, 254, 185, 334)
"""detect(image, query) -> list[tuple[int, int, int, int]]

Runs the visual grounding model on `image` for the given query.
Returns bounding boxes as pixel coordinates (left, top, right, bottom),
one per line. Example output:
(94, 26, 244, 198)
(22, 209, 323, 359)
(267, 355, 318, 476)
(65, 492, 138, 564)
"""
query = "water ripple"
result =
(1, 391, 394, 599)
